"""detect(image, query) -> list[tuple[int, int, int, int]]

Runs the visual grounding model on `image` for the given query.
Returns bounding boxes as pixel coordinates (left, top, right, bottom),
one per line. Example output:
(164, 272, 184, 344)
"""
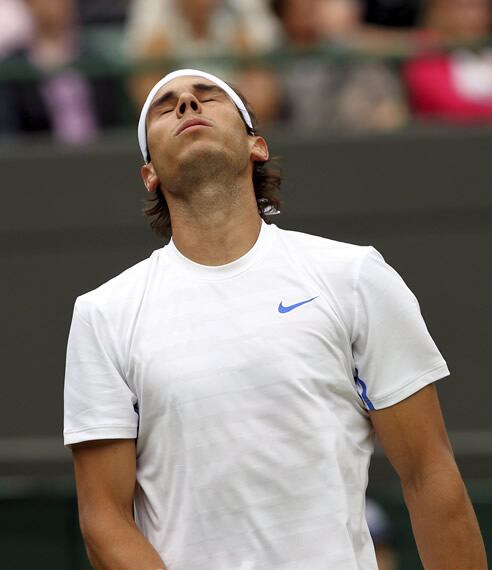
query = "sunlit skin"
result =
(140, 76, 269, 266)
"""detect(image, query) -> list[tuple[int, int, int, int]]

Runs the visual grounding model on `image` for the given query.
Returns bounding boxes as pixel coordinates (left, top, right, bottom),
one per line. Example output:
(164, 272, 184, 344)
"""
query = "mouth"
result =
(176, 118, 212, 136)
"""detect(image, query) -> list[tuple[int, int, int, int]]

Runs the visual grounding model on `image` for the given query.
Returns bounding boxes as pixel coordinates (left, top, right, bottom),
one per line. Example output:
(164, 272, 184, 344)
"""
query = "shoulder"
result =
(273, 224, 373, 271)
(273, 224, 380, 304)
(272, 225, 405, 296)
(272, 225, 384, 338)
(74, 250, 161, 322)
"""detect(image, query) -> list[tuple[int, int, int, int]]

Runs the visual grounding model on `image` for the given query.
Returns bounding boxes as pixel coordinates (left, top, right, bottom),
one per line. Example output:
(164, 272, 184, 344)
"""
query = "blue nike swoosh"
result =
(278, 296, 318, 313)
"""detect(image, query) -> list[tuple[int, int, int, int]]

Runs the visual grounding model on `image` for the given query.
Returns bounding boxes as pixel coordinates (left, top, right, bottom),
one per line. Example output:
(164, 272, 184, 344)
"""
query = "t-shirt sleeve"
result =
(63, 298, 139, 447)
(352, 247, 450, 410)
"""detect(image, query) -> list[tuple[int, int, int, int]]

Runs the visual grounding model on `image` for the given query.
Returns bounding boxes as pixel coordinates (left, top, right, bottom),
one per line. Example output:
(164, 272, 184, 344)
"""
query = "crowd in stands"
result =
(1, 0, 492, 144)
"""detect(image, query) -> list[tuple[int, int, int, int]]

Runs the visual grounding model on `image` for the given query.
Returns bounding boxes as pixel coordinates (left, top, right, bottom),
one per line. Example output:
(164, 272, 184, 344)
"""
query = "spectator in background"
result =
(1, 0, 120, 143)
(0, 0, 33, 58)
(366, 497, 398, 570)
(333, 0, 425, 57)
(0, 0, 33, 132)
(404, 0, 492, 123)
(270, 0, 408, 133)
(125, 0, 280, 117)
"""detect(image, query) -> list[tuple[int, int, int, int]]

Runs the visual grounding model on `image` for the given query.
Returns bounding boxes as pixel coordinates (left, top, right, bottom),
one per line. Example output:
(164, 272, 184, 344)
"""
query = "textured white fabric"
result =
(64, 221, 449, 569)
(138, 68, 253, 162)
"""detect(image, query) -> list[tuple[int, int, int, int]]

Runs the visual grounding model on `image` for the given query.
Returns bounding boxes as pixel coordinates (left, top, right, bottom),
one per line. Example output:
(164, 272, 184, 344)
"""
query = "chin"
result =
(179, 143, 233, 176)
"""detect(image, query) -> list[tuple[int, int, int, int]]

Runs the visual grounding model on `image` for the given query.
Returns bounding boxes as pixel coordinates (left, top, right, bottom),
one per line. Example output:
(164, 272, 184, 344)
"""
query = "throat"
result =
(169, 200, 262, 267)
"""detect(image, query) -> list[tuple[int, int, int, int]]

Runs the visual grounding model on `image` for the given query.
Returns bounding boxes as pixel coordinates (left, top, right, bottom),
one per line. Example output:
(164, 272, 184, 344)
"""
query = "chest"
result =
(127, 271, 354, 416)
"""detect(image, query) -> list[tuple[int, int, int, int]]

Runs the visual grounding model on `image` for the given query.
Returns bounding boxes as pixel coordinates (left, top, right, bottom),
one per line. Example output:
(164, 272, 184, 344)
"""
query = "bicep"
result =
(369, 383, 456, 486)
(72, 438, 137, 525)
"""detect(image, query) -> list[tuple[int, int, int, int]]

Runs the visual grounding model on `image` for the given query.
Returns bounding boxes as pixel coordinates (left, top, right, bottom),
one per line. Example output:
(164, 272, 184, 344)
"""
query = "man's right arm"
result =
(72, 438, 167, 570)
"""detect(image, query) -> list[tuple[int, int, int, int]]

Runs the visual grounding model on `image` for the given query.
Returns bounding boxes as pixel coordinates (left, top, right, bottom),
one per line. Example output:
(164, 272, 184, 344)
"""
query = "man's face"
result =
(144, 76, 254, 191)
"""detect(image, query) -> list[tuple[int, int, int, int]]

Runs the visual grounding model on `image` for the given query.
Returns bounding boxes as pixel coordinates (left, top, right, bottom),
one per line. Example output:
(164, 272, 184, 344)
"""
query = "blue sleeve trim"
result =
(354, 369, 376, 411)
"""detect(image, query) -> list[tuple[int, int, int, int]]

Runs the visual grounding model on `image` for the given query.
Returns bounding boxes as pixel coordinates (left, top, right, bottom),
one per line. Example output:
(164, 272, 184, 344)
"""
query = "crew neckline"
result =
(164, 220, 276, 281)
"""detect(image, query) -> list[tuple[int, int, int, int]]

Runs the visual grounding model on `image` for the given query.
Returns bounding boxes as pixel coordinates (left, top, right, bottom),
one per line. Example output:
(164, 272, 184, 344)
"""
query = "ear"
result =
(140, 162, 160, 193)
(249, 135, 269, 163)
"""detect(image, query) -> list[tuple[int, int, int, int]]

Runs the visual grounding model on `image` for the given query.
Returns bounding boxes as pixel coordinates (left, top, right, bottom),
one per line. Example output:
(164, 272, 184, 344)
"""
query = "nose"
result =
(176, 92, 201, 117)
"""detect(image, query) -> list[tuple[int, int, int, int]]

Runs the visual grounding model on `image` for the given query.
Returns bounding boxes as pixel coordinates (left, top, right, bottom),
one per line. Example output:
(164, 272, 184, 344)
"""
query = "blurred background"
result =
(0, 0, 491, 568)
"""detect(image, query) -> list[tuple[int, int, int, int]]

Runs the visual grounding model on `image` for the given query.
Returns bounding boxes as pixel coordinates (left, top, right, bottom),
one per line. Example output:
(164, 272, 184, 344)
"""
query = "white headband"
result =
(137, 68, 254, 163)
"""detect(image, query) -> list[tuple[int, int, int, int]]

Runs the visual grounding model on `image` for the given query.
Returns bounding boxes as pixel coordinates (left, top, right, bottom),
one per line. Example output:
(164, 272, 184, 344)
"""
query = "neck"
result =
(166, 178, 263, 266)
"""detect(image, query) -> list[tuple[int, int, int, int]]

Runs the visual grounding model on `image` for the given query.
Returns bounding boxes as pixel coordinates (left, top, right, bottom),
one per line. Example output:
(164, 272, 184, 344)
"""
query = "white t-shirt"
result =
(64, 221, 449, 569)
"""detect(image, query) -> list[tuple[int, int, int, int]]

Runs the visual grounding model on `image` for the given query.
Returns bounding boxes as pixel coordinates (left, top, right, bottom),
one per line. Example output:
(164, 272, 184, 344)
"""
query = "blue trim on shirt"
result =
(354, 369, 376, 411)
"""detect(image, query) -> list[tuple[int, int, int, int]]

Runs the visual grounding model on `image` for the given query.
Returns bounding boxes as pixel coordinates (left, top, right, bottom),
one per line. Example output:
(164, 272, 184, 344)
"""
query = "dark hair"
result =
(142, 85, 282, 240)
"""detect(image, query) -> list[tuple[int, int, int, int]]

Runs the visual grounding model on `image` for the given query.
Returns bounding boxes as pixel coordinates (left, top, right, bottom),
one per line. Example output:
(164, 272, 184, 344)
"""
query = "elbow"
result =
(401, 459, 467, 510)
(78, 508, 134, 568)
(399, 445, 460, 496)
(79, 514, 105, 568)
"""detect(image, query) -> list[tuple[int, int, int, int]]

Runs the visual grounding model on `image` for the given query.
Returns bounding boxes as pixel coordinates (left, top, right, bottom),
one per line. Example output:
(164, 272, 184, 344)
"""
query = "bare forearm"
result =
(83, 516, 167, 570)
(403, 467, 487, 569)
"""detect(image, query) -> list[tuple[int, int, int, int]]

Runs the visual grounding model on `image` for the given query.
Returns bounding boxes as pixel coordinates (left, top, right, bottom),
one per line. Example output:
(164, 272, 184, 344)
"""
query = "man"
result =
(64, 68, 487, 569)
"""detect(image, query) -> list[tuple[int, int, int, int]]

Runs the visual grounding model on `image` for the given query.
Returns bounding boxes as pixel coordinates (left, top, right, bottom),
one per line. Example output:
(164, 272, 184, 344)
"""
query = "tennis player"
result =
(64, 68, 487, 569)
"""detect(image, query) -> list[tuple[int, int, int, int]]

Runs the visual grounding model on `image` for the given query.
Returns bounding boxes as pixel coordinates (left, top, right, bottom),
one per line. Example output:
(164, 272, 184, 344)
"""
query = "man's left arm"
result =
(370, 383, 487, 569)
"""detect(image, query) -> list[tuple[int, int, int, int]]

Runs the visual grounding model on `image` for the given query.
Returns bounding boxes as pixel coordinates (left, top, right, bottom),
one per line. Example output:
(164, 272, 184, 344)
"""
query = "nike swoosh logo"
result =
(278, 296, 318, 313)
